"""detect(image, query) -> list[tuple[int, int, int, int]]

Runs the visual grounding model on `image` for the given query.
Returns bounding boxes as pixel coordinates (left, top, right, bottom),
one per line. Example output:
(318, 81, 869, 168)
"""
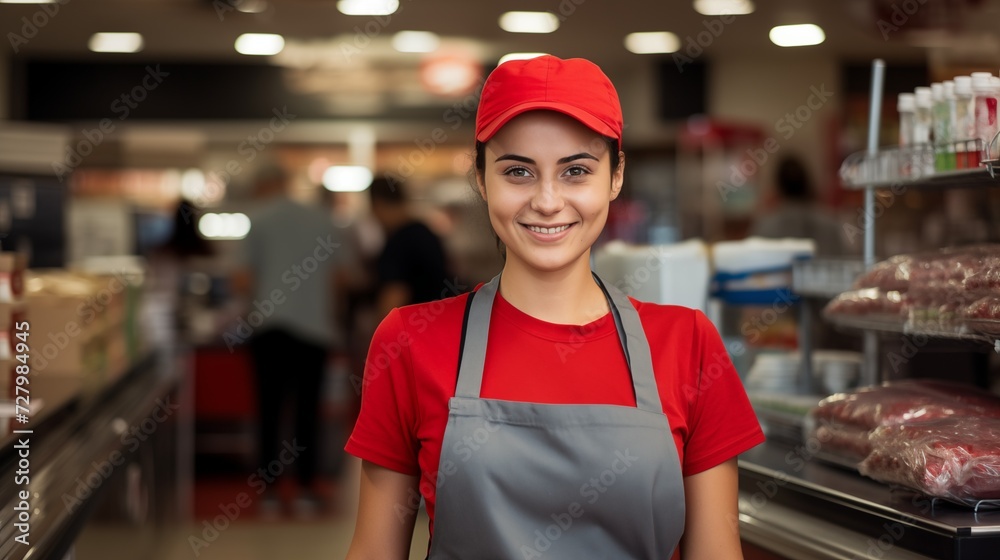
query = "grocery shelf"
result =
(739, 440, 1000, 560)
(792, 258, 865, 299)
(824, 314, 1000, 353)
(842, 166, 999, 191)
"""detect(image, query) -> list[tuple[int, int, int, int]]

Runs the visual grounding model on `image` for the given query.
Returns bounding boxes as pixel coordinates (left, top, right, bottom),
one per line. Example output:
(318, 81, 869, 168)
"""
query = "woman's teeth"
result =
(526, 224, 570, 234)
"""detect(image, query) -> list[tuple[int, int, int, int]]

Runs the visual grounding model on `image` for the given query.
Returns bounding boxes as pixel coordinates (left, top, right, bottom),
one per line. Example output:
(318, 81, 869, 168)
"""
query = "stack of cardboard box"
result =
(25, 268, 134, 409)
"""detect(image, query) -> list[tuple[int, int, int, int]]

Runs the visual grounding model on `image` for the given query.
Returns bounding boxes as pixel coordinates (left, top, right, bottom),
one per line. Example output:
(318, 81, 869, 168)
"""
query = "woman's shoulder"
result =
(378, 291, 473, 340)
(629, 299, 720, 350)
(630, 298, 704, 326)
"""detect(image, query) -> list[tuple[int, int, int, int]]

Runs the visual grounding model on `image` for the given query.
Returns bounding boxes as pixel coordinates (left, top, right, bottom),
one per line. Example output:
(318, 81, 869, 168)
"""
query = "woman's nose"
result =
(530, 179, 564, 214)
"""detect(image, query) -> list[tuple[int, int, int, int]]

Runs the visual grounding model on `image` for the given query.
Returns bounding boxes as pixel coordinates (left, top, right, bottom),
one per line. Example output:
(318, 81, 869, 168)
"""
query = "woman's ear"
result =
(610, 151, 625, 201)
(475, 172, 488, 201)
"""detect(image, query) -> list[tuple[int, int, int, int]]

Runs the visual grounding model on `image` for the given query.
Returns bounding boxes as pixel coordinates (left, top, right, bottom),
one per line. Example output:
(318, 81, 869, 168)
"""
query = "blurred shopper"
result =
(751, 156, 849, 256)
(233, 165, 351, 517)
(369, 177, 450, 318)
(345, 56, 763, 559)
(147, 200, 215, 338)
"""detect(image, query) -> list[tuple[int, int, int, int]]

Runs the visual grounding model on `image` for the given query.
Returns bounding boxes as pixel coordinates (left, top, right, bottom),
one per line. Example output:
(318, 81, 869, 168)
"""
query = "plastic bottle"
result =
(898, 92, 915, 178)
(941, 81, 956, 170)
(931, 83, 950, 171)
(952, 76, 976, 169)
(972, 72, 998, 163)
(914, 87, 934, 176)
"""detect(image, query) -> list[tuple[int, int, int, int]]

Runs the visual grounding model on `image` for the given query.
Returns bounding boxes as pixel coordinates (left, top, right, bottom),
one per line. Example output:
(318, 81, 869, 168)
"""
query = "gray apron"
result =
(427, 273, 686, 560)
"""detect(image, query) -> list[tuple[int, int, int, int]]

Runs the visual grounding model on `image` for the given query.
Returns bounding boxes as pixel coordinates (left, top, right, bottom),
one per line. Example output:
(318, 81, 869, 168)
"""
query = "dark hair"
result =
(163, 200, 213, 258)
(776, 157, 812, 201)
(368, 175, 407, 206)
(471, 137, 622, 258)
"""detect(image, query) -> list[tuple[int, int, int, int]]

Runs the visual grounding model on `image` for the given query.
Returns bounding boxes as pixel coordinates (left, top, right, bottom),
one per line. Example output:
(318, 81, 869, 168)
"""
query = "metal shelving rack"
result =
(833, 60, 1000, 386)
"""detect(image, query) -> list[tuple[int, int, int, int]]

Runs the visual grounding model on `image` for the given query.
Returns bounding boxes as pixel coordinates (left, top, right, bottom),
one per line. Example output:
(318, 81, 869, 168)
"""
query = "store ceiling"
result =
(5, 0, 1000, 132)
(5, 0, 998, 67)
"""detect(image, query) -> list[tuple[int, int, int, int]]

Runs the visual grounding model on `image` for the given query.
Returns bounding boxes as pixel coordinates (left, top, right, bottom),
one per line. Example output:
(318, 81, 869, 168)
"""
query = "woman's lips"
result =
(521, 222, 575, 241)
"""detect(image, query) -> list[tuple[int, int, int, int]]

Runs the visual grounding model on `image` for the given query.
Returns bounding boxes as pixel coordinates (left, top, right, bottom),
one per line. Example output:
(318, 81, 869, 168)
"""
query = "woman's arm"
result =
(680, 458, 744, 560)
(345, 460, 421, 560)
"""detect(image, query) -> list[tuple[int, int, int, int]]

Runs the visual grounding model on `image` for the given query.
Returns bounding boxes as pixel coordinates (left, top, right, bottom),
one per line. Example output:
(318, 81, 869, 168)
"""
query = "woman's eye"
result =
(504, 167, 531, 178)
(565, 166, 590, 177)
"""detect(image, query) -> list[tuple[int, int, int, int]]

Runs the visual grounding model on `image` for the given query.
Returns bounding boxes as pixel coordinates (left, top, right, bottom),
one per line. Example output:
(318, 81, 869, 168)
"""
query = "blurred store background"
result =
(2, 1, 1000, 559)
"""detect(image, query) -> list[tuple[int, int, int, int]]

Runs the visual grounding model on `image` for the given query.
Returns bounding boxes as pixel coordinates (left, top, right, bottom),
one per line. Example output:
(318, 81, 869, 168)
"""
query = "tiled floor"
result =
(71, 457, 431, 560)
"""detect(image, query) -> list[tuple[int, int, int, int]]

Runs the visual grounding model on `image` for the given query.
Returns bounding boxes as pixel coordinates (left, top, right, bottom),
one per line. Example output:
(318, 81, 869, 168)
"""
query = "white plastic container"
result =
(938, 81, 955, 170)
(914, 86, 935, 176)
(953, 76, 977, 168)
(898, 92, 916, 178)
(972, 72, 998, 160)
(711, 237, 815, 304)
(746, 352, 800, 394)
(592, 239, 711, 312)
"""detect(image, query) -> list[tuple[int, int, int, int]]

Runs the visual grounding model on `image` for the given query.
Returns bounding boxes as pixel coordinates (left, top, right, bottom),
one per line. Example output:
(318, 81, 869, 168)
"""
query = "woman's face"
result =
(478, 110, 623, 275)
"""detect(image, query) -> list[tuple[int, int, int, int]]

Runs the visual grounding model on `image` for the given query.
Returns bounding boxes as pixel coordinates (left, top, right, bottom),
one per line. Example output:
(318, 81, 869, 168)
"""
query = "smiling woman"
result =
(474, 111, 623, 307)
(345, 55, 764, 560)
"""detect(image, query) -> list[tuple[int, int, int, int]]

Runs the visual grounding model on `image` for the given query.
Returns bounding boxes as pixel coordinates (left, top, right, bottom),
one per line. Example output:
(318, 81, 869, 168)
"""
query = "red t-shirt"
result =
(346, 287, 765, 542)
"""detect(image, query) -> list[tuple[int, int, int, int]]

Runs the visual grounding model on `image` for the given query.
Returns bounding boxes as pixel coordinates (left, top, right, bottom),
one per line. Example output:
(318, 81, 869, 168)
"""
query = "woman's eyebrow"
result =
(495, 154, 534, 164)
(557, 153, 599, 164)
(495, 153, 599, 164)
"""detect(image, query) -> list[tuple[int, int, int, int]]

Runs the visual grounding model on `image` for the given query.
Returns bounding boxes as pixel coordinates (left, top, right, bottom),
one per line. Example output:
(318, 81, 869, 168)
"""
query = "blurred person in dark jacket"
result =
(751, 156, 848, 257)
(369, 177, 451, 318)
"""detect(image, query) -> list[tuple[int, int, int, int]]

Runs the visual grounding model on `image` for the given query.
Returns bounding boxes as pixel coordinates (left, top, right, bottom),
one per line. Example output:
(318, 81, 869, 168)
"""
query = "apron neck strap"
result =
(455, 273, 664, 414)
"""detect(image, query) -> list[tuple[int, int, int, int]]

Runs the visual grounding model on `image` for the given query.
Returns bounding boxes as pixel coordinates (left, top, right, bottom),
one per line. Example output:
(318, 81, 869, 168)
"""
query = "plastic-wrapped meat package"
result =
(859, 417, 1000, 501)
(963, 265, 1000, 292)
(853, 256, 913, 291)
(822, 288, 906, 322)
(961, 295, 1000, 335)
(814, 423, 873, 463)
(814, 383, 962, 429)
(831, 246, 1000, 328)
(811, 380, 1000, 463)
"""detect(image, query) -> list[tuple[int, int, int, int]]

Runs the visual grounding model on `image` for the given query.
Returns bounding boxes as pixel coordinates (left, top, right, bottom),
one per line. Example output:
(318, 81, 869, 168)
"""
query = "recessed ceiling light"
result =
(498, 11, 559, 34)
(235, 0, 268, 13)
(323, 165, 374, 192)
(769, 24, 825, 47)
(337, 0, 399, 16)
(624, 32, 681, 54)
(392, 31, 440, 53)
(234, 33, 285, 55)
(693, 0, 755, 16)
(88, 33, 144, 53)
(498, 52, 548, 65)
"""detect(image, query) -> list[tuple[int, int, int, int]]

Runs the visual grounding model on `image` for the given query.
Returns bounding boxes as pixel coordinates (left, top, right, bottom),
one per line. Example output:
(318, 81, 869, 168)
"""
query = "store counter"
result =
(739, 441, 1000, 560)
(0, 352, 184, 560)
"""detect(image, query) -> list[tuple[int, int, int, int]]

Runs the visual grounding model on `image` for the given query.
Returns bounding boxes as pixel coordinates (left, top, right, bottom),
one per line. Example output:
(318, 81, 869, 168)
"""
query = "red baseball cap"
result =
(475, 55, 623, 148)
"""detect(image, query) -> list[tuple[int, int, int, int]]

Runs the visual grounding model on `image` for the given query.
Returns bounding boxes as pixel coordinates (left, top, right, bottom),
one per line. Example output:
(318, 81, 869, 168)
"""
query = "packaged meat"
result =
(814, 423, 873, 463)
(859, 417, 1000, 501)
(811, 380, 1000, 464)
(822, 288, 906, 323)
(833, 245, 1000, 332)
(853, 255, 913, 291)
(813, 380, 1000, 430)
(961, 295, 1000, 335)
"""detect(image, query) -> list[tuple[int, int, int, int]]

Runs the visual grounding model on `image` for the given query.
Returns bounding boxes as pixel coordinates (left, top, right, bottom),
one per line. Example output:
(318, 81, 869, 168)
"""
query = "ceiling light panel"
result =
(769, 24, 825, 47)
(624, 32, 680, 54)
(88, 32, 144, 53)
(693, 0, 755, 16)
(337, 0, 399, 16)
(392, 31, 440, 53)
(499, 11, 559, 34)
(234, 33, 285, 55)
